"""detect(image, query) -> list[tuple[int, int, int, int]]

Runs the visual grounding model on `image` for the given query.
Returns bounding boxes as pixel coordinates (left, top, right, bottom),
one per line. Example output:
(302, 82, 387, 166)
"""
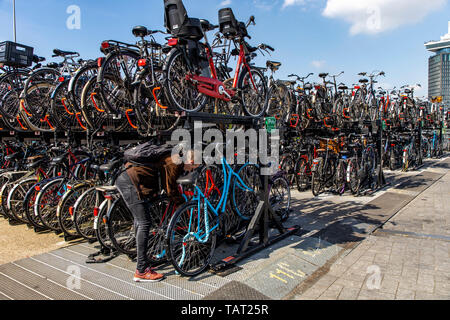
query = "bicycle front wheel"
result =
(166, 201, 217, 277)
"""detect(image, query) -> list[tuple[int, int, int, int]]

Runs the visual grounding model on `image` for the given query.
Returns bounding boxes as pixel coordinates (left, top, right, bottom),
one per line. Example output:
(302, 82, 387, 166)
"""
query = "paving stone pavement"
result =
(293, 165, 450, 300)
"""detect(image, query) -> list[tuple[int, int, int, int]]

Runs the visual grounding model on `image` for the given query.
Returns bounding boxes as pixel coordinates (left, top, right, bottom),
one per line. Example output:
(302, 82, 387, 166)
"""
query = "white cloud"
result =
(220, 0, 232, 6)
(311, 60, 326, 68)
(322, 0, 447, 35)
(255, 0, 280, 11)
(282, 0, 307, 9)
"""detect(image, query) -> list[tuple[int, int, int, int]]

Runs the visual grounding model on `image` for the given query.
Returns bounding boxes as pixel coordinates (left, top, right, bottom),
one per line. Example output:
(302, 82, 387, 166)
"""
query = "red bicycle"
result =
(163, 4, 267, 117)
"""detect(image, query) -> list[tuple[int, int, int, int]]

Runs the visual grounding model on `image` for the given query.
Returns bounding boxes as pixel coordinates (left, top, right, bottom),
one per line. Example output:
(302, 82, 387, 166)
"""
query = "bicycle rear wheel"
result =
(164, 48, 207, 112)
(295, 158, 310, 191)
(106, 198, 136, 257)
(95, 199, 113, 250)
(73, 188, 102, 242)
(34, 178, 65, 232)
(166, 201, 217, 277)
(270, 176, 291, 222)
(232, 163, 261, 220)
(146, 197, 171, 264)
(23, 182, 47, 229)
(239, 68, 267, 117)
(7, 178, 37, 223)
(57, 183, 92, 237)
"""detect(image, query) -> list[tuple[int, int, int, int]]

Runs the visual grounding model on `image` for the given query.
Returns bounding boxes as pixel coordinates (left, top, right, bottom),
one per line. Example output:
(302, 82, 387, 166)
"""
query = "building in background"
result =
(425, 22, 450, 107)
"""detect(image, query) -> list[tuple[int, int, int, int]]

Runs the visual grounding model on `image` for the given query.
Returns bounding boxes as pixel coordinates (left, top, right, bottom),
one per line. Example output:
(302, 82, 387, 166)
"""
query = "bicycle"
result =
(163, 5, 267, 117)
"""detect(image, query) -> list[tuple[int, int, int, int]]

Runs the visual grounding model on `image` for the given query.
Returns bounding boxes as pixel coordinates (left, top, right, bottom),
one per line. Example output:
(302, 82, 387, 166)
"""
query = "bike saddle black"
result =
(359, 79, 369, 84)
(318, 73, 328, 78)
(32, 55, 46, 63)
(47, 62, 59, 69)
(200, 19, 218, 32)
(50, 154, 67, 165)
(132, 25, 149, 38)
(339, 85, 348, 90)
(26, 156, 47, 170)
(53, 49, 79, 57)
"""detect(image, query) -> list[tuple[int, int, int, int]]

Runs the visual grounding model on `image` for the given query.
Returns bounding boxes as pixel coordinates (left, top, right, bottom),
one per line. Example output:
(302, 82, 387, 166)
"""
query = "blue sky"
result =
(1, 0, 449, 98)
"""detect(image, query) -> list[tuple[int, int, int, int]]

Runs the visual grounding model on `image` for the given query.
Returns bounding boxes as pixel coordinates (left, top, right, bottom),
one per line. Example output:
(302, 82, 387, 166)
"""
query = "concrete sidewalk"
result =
(0, 156, 448, 300)
(292, 166, 450, 300)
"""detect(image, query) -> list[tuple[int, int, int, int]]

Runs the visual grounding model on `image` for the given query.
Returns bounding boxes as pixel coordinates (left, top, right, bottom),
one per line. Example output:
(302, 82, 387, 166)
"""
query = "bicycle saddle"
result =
(50, 155, 67, 165)
(5, 153, 21, 162)
(359, 79, 369, 84)
(132, 25, 149, 38)
(281, 80, 296, 86)
(53, 49, 79, 57)
(176, 171, 198, 186)
(47, 62, 59, 69)
(338, 85, 348, 90)
(200, 19, 218, 32)
(32, 55, 46, 63)
(266, 61, 281, 72)
(100, 160, 122, 173)
(304, 83, 313, 90)
(26, 156, 47, 170)
(404, 89, 411, 94)
(318, 73, 328, 78)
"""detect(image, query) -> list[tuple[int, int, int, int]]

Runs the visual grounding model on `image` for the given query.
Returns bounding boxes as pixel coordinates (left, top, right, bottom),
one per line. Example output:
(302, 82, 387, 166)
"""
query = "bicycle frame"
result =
(184, 41, 257, 102)
(185, 157, 254, 244)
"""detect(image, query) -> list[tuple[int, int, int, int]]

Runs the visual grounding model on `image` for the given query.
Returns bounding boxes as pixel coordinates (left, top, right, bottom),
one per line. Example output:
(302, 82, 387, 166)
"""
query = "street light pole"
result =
(13, 0, 17, 42)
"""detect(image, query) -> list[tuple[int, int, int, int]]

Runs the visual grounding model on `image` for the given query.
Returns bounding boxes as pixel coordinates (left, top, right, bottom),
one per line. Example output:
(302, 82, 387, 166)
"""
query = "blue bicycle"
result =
(165, 157, 259, 276)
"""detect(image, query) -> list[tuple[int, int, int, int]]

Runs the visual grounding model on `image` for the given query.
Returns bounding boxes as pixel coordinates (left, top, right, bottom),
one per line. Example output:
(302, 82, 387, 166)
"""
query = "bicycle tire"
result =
(94, 199, 113, 250)
(34, 178, 66, 232)
(166, 201, 217, 277)
(7, 178, 37, 223)
(231, 163, 261, 220)
(239, 67, 267, 118)
(57, 183, 92, 237)
(106, 197, 136, 256)
(163, 48, 207, 112)
(295, 158, 310, 192)
(73, 187, 103, 242)
(270, 175, 291, 222)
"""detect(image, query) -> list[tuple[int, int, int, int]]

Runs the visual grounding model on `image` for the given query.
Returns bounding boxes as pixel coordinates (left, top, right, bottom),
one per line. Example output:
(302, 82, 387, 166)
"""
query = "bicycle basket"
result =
(0, 41, 34, 68)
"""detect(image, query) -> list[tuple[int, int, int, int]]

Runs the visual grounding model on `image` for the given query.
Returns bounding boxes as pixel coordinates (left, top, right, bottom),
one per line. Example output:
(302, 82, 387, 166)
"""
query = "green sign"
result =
(265, 117, 276, 133)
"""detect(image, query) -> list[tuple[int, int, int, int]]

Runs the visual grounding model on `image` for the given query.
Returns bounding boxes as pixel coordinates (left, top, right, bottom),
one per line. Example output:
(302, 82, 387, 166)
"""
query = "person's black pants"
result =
(115, 171, 152, 273)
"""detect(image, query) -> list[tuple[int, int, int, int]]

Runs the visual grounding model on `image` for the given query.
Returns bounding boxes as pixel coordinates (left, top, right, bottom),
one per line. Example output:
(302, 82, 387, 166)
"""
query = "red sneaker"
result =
(133, 268, 165, 283)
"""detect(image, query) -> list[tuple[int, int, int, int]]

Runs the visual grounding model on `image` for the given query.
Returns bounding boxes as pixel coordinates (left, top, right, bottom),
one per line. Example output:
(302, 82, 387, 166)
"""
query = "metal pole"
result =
(13, 0, 17, 42)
